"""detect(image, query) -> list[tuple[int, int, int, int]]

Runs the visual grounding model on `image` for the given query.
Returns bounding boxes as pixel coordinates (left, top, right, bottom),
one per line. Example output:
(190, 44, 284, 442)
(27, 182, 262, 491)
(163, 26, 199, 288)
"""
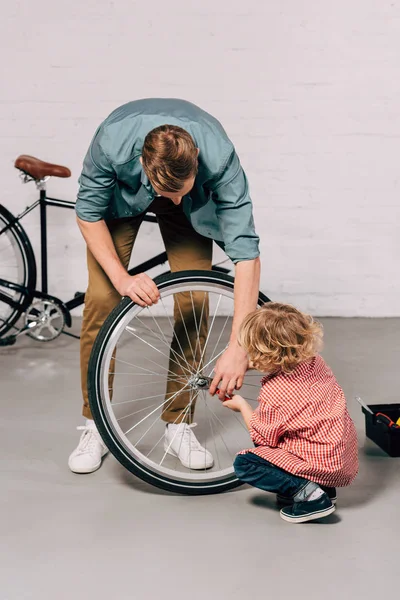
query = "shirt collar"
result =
(140, 167, 151, 188)
(261, 358, 316, 385)
(261, 370, 281, 385)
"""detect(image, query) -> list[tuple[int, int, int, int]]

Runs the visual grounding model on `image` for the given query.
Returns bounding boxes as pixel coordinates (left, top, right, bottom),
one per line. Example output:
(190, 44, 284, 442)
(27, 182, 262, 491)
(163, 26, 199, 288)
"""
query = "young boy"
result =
(223, 302, 358, 524)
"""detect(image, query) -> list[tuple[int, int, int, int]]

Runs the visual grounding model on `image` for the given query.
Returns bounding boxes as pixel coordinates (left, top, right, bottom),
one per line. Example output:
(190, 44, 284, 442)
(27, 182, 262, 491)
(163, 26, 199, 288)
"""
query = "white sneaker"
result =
(68, 424, 108, 474)
(164, 423, 214, 470)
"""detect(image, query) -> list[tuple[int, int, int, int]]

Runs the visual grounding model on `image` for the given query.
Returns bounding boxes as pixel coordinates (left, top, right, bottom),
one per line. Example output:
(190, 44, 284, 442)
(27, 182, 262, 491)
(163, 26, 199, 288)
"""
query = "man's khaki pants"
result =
(80, 197, 212, 422)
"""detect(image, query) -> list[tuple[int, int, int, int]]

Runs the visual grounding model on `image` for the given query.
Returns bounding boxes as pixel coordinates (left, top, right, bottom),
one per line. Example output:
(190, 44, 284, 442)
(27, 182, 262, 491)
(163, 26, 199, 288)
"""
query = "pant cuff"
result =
(161, 414, 192, 425)
(82, 406, 93, 420)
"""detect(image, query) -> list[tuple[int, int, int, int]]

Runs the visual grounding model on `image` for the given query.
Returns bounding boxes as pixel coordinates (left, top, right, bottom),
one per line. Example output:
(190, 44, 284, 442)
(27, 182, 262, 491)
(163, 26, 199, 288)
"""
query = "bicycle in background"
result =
(0, 155, 231, 346)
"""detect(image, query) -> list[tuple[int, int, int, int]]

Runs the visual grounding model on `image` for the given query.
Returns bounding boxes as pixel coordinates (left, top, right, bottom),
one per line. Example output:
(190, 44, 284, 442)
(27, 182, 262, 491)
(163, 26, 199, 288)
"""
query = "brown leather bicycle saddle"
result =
(15, 155, 71, 180)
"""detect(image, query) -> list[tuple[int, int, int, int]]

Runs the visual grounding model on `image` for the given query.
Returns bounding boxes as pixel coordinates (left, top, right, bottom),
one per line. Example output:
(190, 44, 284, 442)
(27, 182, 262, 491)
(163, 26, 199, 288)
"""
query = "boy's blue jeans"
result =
(234, 452, 310, 497)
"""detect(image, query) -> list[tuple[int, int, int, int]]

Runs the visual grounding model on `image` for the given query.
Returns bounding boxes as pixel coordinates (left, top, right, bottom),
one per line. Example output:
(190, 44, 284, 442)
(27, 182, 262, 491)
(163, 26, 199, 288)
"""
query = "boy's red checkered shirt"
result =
(241, 355, 359, 487)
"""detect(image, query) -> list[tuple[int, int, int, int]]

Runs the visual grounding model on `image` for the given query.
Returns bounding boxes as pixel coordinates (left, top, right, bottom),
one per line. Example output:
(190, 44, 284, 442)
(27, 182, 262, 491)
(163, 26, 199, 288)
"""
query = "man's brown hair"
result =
(141, 125, 198, 193)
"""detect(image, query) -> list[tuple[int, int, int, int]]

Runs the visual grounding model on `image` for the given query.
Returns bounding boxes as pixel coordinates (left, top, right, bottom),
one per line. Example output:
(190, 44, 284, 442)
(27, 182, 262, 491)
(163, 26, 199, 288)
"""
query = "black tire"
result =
(88, 270, 270, 495)
(0, 204, 36, 337)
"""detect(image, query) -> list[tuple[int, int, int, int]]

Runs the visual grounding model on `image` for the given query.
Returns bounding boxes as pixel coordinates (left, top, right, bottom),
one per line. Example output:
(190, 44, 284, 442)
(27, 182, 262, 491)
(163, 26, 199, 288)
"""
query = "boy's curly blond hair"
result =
(238, 303, 323, 374)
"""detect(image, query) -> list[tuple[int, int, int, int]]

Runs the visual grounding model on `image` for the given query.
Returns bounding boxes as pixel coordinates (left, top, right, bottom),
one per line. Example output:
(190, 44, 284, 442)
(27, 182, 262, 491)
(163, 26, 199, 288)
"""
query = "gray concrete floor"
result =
(1, 318, 400, 600)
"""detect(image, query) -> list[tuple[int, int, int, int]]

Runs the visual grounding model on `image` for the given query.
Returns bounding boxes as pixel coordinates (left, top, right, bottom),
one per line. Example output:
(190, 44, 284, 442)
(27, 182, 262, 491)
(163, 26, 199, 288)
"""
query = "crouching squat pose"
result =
(223, 303, 358, 523)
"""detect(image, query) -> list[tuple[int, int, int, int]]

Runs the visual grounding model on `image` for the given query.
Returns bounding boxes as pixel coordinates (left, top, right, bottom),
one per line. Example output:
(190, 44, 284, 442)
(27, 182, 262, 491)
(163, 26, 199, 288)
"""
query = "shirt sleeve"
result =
(249, 401, 285, 448)
(75, 127, 116, 222)
(210, 149, 260, 264)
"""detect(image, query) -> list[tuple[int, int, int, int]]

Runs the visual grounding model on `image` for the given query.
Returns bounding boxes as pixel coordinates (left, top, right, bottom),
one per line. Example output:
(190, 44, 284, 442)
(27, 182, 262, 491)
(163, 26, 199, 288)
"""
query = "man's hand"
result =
(115, 272, 160, 307)
(209, 343, 248, 399)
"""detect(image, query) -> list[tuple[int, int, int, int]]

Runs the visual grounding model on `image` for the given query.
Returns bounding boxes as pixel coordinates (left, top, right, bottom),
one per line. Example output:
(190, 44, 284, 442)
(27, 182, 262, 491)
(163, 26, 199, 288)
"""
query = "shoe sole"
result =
(277, 496, 337, 506)
(68, 451, 108, 474)
(163, 442, 214, 470)
(69, 461, 102, 474)
(280, 504, 336, 524)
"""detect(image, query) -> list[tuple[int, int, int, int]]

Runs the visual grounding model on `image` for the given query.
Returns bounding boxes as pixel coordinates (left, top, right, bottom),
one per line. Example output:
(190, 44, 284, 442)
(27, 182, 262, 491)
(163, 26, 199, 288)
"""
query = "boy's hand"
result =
(221, 394, 246, 413)
(221, 394, 254, 430)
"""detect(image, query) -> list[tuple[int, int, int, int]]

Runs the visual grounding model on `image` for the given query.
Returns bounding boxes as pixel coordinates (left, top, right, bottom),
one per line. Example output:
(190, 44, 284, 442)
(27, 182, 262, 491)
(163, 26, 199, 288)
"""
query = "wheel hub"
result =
(24, 299, 65, 342)
(188, 375, 211, 390)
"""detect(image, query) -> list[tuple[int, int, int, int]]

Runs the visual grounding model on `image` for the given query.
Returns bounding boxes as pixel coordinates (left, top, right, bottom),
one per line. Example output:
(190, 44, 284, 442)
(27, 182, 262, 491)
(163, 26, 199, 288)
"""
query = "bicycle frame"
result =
(0, 176, 230, 339)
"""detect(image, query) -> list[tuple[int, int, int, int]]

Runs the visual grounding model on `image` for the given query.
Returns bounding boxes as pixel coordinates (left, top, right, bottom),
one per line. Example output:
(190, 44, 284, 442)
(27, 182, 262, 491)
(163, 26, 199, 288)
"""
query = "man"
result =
(69, 98, 260, 474)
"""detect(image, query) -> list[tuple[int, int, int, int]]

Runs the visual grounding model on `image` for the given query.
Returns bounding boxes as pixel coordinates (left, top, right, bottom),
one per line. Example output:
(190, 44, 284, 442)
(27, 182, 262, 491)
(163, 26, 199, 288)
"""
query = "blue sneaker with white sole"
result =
(280, 493, 336, 523)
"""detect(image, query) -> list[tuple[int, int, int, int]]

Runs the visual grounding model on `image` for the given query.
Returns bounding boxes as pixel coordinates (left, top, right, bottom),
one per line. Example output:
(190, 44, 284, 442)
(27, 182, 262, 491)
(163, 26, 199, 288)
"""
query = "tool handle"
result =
(355, 396, 374, 414)
(216, 388, 232, 401)
(376, 412, 400, 429)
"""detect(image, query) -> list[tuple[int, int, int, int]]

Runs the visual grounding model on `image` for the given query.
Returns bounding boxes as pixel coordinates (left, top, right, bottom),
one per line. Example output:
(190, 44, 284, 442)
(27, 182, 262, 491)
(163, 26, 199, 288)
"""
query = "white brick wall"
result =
(1, 0, 399, 316)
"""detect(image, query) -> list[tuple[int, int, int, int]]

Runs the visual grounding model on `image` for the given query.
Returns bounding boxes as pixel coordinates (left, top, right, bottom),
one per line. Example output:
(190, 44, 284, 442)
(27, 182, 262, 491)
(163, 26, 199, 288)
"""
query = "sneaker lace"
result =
(182, 423, 203, 452)
(75, 426, 101, 456)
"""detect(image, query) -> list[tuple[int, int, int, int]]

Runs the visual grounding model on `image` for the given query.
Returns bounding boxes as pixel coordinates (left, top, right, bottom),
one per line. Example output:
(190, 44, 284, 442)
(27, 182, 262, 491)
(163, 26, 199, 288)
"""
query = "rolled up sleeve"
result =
(76, 128, 116, 222)
(211, 149, 260, 264)
(250, 405, 285, 448)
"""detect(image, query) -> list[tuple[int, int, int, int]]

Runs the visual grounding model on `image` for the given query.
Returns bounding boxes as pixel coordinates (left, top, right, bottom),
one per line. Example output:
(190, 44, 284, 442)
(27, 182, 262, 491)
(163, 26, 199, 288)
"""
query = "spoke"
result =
(208, 392, 255, 434)
(47, 324, 58, 337)
(49, 313, 62, 322)
(114, 358, 171, 377)
(34, 324, 44, 336)
(145, 388, 199, 463)
(174, 388, 198, 473)
(174, 295, 196, 364)
(241, 397, 259, 404)
(159, 297, 193, 372)
(109, 378, 185, 390)
(203, 394, 232, 458)
(123, 382, 191, 435)
(109, 373, 185, 381)
(205, 311, 232, 372)
(189, 290, 207, 365)
(204, 401, 230, 434)
(132, 315, 173, 347)
(229, 409, 249, 433)
(115, 354, 189, 382)
(205, 393, 221, 470)
(113, 391, 169, 407)
(159, 401, 193, 466)
(203, 346, 227, 376)
(145, 355, 193, 382)
(145, 308, 194, 376)
(125, 326, 193, 377)
(117, 401, 160, 421)
(135, 388, 196, 454)
(197, 294, 222, 371)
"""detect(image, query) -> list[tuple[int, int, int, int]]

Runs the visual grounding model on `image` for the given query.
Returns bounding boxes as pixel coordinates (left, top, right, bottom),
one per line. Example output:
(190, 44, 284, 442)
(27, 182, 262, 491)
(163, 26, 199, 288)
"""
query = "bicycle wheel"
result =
(88, 270, 270, 495)
(0, 205, 36, 336)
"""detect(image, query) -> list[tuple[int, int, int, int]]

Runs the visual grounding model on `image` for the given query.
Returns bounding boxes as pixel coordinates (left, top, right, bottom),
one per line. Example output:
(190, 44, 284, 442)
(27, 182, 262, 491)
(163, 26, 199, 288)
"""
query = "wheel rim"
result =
(0, 214, 27, 333)
(25, 300, 65, 341)
(95, 278, 263, 486)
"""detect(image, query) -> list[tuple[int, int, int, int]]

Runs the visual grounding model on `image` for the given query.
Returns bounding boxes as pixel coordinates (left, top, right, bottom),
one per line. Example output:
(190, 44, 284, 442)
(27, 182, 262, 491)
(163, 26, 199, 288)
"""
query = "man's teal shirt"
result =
(76, 98, 259, 264)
